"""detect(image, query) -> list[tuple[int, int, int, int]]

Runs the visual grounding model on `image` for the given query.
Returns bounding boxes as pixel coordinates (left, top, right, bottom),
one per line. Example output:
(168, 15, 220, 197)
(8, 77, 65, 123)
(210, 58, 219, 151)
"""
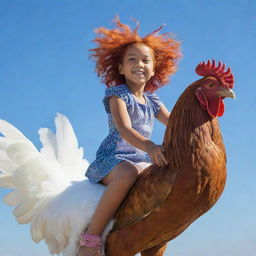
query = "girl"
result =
(79, 17, 181, 256)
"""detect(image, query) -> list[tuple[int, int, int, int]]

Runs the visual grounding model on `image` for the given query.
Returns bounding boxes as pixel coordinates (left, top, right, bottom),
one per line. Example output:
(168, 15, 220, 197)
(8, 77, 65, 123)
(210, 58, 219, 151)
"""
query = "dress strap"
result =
(103, 84, 131, 113)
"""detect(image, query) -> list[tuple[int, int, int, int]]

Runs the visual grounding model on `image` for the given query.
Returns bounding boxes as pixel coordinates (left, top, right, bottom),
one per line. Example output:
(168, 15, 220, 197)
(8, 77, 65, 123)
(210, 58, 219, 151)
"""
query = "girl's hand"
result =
(145, 142, 168, 167)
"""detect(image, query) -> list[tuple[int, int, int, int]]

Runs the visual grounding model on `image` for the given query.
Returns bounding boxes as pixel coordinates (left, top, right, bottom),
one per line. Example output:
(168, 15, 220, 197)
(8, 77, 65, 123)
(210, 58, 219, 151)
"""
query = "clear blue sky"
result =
(0, 0, 255, 255)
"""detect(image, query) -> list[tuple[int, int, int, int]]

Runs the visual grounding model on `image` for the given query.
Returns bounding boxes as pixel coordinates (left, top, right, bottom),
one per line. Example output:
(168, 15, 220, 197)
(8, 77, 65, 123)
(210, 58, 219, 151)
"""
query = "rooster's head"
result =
(195, 60, 235, 118)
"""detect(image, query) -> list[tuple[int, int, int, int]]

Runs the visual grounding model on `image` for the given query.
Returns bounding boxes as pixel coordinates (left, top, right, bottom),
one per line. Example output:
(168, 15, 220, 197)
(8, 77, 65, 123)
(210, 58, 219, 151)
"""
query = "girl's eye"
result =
(128, 58, 136, 61)
(144, 60, 150, 63)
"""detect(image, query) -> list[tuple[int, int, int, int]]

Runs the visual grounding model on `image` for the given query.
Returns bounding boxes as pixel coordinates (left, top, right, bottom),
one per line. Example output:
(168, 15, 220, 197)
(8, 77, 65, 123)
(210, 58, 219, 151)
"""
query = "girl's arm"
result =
(109, 95, 168, 166)
(156, 104, 170, 126)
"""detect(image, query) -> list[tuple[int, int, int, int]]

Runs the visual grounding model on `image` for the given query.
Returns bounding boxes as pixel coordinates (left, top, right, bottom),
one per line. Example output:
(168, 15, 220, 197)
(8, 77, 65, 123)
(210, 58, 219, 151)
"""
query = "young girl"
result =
(79, 17, 181, 256)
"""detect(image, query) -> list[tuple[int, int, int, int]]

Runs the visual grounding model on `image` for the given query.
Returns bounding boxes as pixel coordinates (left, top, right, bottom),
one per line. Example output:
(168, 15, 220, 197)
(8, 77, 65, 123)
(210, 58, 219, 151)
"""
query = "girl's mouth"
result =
(133, 70, 145, 76)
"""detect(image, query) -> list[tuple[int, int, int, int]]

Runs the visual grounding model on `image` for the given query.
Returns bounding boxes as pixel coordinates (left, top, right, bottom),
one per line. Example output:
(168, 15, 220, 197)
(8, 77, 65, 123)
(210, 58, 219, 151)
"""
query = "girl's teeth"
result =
(134, 71, 144, 75)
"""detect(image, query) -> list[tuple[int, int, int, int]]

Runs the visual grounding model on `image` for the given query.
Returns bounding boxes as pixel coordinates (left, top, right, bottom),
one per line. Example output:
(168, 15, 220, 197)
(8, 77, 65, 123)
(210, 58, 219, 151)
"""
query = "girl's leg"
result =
(79, 161, 140, 256)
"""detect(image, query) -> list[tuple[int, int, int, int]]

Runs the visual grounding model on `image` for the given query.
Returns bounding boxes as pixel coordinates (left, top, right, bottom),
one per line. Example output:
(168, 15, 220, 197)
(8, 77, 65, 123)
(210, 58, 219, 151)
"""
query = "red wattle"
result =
(195, 89, 225, 118)
(217, 100, 225, 117)
(208, 98, 224, 117)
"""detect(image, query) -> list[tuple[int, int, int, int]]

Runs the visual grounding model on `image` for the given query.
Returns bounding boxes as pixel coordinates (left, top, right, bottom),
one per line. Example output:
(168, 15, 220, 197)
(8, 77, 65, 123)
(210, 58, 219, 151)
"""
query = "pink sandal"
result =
(80, 232, 105, 256)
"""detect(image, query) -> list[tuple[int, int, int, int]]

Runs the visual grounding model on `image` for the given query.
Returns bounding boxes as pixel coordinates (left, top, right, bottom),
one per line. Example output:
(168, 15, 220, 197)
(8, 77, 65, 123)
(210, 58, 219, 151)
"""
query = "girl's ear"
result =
(118, 64, 123, 75)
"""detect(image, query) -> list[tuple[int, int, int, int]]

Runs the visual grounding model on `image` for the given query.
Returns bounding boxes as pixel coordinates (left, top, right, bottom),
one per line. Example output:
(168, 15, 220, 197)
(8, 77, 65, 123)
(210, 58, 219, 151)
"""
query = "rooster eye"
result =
(208, 83, 215, 88)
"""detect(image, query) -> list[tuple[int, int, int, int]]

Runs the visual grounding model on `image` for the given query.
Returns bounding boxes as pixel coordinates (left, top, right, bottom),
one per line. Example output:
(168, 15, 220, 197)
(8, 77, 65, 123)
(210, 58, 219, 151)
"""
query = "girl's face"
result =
(119, 43, 155, 88)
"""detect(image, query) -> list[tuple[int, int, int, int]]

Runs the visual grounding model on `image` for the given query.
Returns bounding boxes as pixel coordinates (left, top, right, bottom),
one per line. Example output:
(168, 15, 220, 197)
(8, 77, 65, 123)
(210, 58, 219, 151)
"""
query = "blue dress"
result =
(85, 84, 162, 183)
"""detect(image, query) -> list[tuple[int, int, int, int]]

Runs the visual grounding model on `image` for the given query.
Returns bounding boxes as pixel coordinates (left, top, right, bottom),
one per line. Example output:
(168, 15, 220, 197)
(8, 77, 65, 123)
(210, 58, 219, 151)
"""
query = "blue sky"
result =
(0, 0, 255, 255)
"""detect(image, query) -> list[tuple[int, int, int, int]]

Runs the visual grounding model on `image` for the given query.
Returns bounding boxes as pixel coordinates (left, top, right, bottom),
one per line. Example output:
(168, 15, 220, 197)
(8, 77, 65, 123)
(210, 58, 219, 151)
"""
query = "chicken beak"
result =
(218, 88, 236, 99)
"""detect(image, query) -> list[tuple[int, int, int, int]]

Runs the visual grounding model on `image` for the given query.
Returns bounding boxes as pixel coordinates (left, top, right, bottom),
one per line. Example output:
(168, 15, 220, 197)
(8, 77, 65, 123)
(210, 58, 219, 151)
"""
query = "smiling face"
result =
(119, 43, 155, 89)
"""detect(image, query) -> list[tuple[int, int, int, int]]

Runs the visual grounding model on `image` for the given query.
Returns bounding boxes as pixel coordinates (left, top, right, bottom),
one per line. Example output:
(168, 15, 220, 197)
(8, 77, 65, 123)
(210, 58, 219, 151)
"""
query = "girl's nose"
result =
(136, 60, 144, 67)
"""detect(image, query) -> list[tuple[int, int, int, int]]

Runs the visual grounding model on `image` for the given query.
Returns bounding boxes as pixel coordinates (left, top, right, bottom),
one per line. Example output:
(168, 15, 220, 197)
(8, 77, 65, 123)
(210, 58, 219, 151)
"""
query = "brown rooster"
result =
(105, 60, 235, 256)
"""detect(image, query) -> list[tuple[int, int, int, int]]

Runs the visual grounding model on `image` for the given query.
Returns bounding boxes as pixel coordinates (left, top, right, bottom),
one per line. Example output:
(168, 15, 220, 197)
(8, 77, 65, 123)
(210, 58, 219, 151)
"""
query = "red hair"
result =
(90, 17, 181, 92)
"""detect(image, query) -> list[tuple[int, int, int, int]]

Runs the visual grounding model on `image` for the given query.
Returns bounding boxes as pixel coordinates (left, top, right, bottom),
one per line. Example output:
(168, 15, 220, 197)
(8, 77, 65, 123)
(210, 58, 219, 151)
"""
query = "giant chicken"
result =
(0, 60, 235, 256)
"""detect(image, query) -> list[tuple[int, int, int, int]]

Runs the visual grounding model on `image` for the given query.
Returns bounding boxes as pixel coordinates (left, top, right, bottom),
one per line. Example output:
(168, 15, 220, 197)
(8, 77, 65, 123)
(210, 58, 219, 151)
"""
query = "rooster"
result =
(0, 60, 234, 256)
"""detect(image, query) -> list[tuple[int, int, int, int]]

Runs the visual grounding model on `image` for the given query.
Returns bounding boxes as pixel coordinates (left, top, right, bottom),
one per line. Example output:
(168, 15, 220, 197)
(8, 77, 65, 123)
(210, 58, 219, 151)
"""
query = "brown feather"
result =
(113, 164, 178, 229)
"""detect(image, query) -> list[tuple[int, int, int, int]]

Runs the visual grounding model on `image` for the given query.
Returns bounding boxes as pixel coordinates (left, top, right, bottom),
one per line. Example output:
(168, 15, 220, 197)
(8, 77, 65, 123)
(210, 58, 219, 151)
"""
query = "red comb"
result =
(195, 60, 234, 89)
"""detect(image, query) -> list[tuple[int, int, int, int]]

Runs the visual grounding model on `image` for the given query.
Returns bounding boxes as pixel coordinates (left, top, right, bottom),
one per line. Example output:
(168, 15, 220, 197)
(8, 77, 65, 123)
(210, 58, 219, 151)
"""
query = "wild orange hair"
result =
(90, 17, 181, 92)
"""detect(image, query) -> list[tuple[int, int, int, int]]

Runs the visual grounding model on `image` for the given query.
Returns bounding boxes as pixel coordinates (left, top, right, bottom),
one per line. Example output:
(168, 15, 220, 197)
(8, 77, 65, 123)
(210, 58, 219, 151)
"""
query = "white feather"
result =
(0, 172, 14, 188)
(0, 119, 29, 141)
(0, 114, 103, 255)
(4, 190, 21, 206)
(0, 113, 149, 255)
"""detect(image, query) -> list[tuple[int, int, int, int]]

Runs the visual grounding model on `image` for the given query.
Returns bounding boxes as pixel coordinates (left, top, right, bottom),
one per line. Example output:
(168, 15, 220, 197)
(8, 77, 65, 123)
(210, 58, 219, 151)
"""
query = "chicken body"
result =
(105, 77, 230, 256)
